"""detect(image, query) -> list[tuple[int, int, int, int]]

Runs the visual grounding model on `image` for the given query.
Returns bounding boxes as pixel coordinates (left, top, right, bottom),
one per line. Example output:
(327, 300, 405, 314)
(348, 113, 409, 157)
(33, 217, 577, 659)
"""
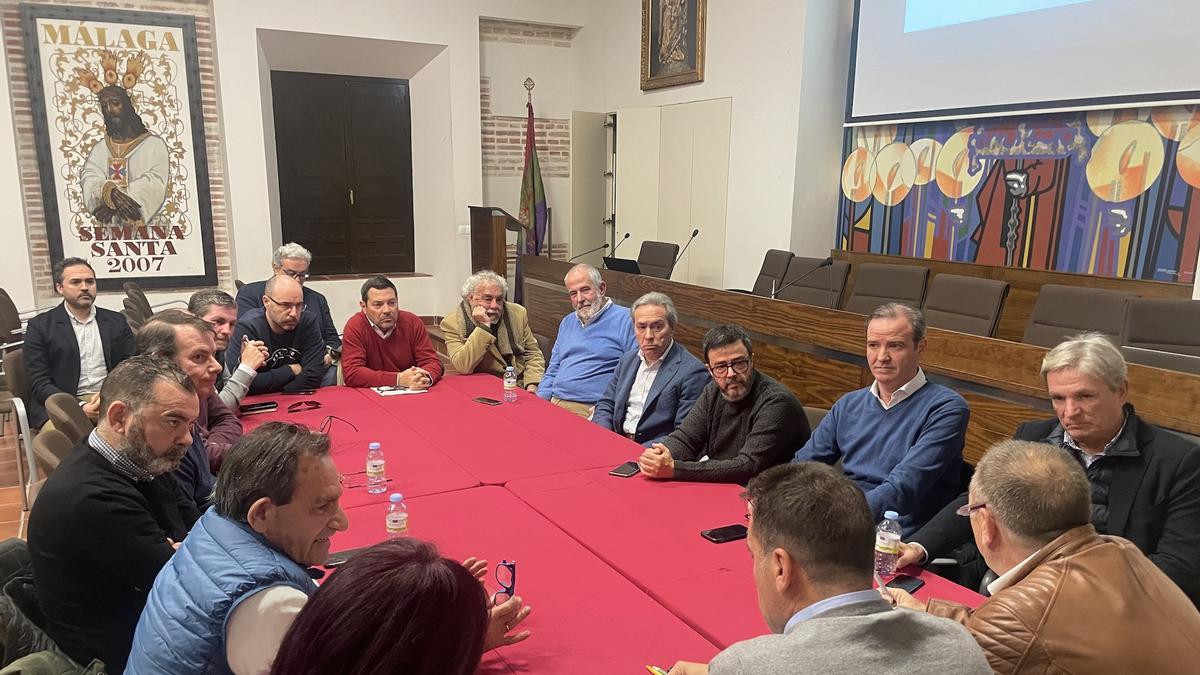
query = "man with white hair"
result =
(889, 440, 1200, 673)
(440, 270, 544, 389)
(537, 264, 637, 418)
(897, 332, 1200, 606)
(236, 242, 341, 382)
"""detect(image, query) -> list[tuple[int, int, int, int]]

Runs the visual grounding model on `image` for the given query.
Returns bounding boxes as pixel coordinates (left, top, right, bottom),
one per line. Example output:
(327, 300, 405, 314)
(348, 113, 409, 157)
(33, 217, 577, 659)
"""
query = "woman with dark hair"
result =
(269, 538, 491, 675)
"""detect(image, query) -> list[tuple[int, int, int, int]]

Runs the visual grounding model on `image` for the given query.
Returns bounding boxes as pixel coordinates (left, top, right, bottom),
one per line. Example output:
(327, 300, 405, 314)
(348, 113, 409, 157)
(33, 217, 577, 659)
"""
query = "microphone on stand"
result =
(770, 256, 833, 300)
(568, 243, 609, 262)
(610, 232, 631, 256)
(673, 229, 700, 266)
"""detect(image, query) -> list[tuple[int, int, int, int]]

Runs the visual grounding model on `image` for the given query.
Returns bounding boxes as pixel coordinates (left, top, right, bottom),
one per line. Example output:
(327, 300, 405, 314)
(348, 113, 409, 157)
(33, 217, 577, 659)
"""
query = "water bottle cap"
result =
(390, 493, 403, 502)
(884, 510, 899, 520)
(506, 366, 515, 372)
(369, 442, 381, 450)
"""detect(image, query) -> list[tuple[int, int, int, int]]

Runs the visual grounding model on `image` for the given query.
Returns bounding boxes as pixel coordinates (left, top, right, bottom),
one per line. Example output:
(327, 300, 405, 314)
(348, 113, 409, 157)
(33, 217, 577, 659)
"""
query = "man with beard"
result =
(341, 275, 442, 388)
(228, 275, 326, 394)
(793, 303, 969, 536)
(188, 289, 268, 411)
(138, 309, 242, 487)
(440, 270, 544, 389)
(79, 72, 170, 226)
(538, 264, 637, 418)
(25, 257, 136, 429)
(28, 356, 200, 672)
(639, 324, 809, 484)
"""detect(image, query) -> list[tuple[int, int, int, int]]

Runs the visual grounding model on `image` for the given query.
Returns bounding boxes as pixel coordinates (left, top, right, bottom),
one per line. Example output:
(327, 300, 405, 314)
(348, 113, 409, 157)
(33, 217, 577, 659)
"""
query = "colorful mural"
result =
(836, 106, 1200, 283)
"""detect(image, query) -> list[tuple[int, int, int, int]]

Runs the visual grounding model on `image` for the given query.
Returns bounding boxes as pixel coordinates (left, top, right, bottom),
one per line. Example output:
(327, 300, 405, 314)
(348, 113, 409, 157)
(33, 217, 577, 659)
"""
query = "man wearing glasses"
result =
(228, 274, 329, 393)
(638, 324, 809, 483)
(793, 303, 969, 537)
(235, 242, 342, 370)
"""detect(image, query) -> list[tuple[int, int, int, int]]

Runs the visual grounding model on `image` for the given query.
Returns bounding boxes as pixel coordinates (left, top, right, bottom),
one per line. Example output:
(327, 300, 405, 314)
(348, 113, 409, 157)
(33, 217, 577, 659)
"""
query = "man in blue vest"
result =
(126, 422, 532, 674)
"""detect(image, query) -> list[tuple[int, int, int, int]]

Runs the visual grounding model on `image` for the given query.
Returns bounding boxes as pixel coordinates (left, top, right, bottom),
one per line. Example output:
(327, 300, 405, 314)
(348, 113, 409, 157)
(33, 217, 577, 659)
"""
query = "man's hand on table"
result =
(485, 595, 532, 650)
(240, 339, 268, 370)
(397, 367, 432, 390)
(668, 662, 709, 675)
(525, 383, 538, 394)
(896, 542, 926, 569)
(638, 443, 675, 479)
(883, 586, 927, 611)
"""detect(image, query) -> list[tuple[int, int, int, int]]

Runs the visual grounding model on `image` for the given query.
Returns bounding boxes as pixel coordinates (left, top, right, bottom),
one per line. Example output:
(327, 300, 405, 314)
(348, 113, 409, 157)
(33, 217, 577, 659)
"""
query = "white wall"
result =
(0, 27, 35, 311)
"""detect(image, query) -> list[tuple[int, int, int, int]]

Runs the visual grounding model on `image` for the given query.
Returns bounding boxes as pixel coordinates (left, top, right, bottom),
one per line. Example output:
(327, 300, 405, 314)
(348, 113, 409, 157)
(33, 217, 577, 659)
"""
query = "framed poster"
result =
(641, 0, 706, 91)
(21, 3, 217, 290)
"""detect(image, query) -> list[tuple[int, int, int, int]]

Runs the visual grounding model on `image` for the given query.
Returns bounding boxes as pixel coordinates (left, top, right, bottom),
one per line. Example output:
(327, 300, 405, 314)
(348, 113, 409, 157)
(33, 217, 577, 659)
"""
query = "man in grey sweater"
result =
(638, 324, 809, 483)
(665, 463, 990, 674)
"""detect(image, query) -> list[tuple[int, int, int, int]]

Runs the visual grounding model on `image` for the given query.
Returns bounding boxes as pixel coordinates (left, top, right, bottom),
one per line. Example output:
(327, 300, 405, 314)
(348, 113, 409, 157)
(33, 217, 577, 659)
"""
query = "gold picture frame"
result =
(641, 0, 706, 91)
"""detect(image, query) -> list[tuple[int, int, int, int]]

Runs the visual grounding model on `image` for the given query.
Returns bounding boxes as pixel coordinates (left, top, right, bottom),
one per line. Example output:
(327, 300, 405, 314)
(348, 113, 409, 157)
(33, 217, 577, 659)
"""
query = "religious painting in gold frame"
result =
(641, 0, 706, 91)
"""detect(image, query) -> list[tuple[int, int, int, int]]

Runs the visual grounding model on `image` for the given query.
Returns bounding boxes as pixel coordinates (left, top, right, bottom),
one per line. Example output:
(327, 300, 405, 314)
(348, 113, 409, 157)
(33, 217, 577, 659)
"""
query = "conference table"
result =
(243, 374, 985, 672)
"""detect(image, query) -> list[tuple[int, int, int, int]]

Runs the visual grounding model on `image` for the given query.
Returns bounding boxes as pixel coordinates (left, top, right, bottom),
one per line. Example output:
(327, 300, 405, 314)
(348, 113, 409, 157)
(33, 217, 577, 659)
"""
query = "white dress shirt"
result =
(225, 585, 309, 674)
(622, 341, 673, 435)
(68, 304, 107, 395)
(869, 368, 928, 410)
(987, 549, 1041, 596)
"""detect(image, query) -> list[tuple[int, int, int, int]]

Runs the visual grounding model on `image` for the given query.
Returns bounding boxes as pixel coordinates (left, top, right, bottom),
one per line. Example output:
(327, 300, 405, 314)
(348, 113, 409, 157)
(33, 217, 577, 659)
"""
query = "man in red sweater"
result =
(341, 276, 443, 389)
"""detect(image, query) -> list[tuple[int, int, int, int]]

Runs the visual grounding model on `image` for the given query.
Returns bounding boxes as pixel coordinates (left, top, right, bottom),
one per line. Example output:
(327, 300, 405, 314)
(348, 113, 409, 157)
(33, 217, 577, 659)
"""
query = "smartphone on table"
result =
(701, 524, 748, 543)
(473, 396, 502, 406)
(239, 401, 278, 415)
(886, 574, 926, 594)
(609, 461, 640, 477)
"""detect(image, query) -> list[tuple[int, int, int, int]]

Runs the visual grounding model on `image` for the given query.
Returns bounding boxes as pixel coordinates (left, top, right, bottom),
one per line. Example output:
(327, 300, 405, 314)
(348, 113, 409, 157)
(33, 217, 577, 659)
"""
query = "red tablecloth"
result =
(332, 487, 719, 674)
(357, 374, 642, 484)
(506, 467, 986, 649)
(239, 387, 480, 507)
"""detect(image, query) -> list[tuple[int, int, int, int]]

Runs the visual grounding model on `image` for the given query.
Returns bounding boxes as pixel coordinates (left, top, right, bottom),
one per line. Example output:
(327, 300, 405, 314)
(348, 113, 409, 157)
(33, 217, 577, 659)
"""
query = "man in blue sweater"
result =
(793, 303, 968, 536)
(538, 264, 637, 418)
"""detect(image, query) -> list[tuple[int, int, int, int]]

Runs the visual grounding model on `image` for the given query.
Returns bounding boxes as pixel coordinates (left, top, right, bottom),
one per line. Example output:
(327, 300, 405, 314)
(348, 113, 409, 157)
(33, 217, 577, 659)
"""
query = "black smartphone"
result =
(324, 546, 369, 568)
(285, 389, 317, 396)
(473, 396, 502, 406)
(239, 401, 278, 415)
(608, 461, 640, 477)
(701, 524, 748, 543)
(887, 574, 926, 594)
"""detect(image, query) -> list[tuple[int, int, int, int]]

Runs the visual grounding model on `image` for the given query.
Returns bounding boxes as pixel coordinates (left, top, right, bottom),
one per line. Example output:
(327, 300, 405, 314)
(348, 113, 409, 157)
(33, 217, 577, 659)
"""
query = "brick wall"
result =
(480, 76, 570, 179)
(478, 17, 579, 47)
(2, 0, 233, 302)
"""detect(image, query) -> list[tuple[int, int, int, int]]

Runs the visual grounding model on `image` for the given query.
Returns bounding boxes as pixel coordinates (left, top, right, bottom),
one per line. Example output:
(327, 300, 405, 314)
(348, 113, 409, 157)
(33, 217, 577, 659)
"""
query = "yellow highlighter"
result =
(646, 667, 669, 675)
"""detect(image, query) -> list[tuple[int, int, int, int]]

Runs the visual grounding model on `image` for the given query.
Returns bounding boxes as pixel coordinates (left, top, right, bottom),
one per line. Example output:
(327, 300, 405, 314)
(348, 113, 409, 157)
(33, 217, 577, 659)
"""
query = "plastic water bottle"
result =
(386, 493, 408, 538)
(503, 366, 518, 403)
(366, 442, 387, 494)
(874, 510, 902, 577)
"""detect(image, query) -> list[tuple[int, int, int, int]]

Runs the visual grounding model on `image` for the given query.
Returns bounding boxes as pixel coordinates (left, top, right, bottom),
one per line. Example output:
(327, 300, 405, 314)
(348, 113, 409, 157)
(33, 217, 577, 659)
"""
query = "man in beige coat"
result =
(441, 270, 545, 390)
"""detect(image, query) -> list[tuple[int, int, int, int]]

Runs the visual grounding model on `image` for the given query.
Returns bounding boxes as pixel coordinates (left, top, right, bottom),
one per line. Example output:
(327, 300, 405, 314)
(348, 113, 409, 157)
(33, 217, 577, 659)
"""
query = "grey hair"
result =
(631, 292, 678, 328)
(566, 263, 603, 288)
(971, 439, 1091, 547)
(866, 303, 926, 343)
(1040, 332, 1127, 391)
(273, 242, 313, 267)
(214, 421, 332, 522)
(136, 309, 215, 359)
(460, 270, 507, 299)
(187, 289, 235, 317)
(98, 355, 195, 422)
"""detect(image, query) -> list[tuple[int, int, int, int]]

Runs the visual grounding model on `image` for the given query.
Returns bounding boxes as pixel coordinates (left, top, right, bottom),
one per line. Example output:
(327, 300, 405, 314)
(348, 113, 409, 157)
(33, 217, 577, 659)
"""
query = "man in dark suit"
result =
(235, 242, 340, 386)
(28, 355, 200, 671)
(24, 257, 136, 429)
(898, 333, 1200, 606)
(592, 292, 709, 446)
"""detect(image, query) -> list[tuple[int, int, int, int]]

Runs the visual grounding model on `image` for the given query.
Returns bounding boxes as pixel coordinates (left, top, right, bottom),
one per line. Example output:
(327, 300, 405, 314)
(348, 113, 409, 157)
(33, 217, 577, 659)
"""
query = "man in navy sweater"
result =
(228, 275, 327, 394)
(793, 303, 968, 536)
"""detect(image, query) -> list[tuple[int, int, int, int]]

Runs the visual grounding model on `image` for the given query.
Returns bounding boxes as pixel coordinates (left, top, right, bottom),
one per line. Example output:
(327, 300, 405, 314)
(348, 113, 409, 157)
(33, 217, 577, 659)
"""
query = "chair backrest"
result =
(124, 283, 152, 318)
(122, 296, 149, 319)
(31, 429, 74, 477)
(44, 393, 94, 444)
(533, 333, 552, 361)
(842, 263, 930, 315)
(0, 294, 21, 345)
(922, 274, 1010, 337)
(1022, 284, 1136, 348)
(775, 257, 851, 308)
(121, 307, 145, 332)
(1120, 298, 1200, 356)
(636, 241, 680, 279)
(2, 351, 26, 403)
(751, 249, 795, 297)
(1121, 346, 1200, 375)
(803, 406, 829, 431)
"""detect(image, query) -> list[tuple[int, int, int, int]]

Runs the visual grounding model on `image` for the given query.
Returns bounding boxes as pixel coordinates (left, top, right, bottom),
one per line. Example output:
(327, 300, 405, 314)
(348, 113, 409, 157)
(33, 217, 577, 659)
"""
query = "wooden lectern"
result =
(467, 206, 522, 277)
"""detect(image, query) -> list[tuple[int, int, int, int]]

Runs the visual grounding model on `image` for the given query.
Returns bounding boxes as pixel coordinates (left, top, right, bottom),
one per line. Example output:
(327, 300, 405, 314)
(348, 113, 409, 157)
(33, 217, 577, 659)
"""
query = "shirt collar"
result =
(65, 302, 97, 325)
(869, 368, 927, 409)
(783, 589, 887, 633)
(638, 340, 674, 367)
(577, 297, 613, 327)
(88, 429, 155, 482)
(987, 548, 1042, 596)
(367, 313, 395, 339)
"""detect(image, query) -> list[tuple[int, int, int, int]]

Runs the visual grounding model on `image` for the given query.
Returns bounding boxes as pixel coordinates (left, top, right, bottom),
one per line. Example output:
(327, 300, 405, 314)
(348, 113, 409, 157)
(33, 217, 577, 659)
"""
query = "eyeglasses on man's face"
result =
(708, 357, 751, 377)
(956, 502, 988, 517)
(266, 295, 305, 313)
(282, 268, 311, 281)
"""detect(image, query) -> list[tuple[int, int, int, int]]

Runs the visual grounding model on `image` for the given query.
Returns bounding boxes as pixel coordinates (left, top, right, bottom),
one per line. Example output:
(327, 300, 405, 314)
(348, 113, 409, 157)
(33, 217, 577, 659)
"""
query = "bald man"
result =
(227, 275, 329, 393)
